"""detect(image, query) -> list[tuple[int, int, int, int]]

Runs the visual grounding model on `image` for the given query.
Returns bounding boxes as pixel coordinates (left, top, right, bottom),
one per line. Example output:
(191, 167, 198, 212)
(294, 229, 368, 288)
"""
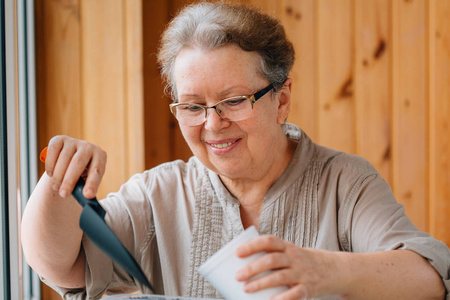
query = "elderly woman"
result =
(22, 2, 449, 300)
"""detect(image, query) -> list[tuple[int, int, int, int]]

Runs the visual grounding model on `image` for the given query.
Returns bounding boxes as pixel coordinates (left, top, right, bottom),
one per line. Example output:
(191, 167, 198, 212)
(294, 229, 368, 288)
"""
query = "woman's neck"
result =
(220, 137, 298, 228)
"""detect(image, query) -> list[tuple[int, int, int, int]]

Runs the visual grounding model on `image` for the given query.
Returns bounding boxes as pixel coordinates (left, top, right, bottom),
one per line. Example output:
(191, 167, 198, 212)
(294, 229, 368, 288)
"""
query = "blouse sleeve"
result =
(337, 156, 450, 298)
(42, 171, 159, 299)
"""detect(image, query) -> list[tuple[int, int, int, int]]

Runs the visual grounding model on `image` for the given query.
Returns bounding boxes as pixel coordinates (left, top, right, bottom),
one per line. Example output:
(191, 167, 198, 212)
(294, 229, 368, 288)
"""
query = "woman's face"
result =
(173, 44, 291, 181)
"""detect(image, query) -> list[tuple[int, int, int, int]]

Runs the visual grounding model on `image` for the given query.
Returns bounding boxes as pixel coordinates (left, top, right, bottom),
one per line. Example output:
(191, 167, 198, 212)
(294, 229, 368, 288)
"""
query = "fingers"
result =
(271, 284, 310, 300)
(235, 236, 289, 282)
(59, 146, 92, 198)
(83, 149, 107, 198)
(242, 267, 295, 291)
(235, 235, 336, 299)
(236, 251, 290, 282)
(235, 237, 315, 298)
(236, 235, 286, 257)
(45, 136, 107, 199)
(52, 146, 80, 197)
(45, 137, 64, 177)
(237, 251, 313, 299)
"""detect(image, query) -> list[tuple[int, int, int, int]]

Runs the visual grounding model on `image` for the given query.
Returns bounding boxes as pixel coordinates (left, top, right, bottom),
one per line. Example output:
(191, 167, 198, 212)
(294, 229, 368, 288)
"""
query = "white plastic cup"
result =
(198, 226, 288, 299)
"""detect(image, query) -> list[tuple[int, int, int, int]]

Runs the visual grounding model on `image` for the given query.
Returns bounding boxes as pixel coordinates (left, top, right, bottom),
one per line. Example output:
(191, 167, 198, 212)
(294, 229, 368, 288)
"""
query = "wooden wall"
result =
(35, 1, 145, 298)
(35, 0, 449, 298)
(35, 0, 145, 199)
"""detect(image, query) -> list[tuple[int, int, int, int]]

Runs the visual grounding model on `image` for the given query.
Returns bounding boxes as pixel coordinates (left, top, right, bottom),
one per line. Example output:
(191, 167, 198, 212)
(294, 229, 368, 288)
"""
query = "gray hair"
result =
(157, 1, 295, 101)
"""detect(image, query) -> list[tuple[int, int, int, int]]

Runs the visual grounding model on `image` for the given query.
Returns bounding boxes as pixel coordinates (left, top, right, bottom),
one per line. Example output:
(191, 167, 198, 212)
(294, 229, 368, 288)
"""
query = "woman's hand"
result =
(45, 135, 107, 199)
(235, 235, 346, 299)
(235, 235, 446, 300)
(22, 135, 107, 288)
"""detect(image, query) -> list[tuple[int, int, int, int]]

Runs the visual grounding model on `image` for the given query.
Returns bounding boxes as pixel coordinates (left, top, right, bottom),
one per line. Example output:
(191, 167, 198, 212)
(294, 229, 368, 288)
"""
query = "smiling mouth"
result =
(210, 141, 235, 149)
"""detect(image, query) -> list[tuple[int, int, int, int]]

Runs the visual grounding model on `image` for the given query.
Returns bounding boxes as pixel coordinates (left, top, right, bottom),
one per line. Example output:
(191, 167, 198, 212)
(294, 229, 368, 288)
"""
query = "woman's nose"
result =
(204, 107, 230, 131)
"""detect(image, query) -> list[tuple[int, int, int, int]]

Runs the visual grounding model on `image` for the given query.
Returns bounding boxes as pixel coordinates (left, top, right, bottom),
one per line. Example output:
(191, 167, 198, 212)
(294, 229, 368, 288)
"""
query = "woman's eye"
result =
(185, 105, 203, 112)
(224, 99, 246, 106)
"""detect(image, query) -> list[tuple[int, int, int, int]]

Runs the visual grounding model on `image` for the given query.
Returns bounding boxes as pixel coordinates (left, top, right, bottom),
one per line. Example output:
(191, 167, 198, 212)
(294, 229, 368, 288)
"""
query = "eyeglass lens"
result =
(175, 97, 252, 126)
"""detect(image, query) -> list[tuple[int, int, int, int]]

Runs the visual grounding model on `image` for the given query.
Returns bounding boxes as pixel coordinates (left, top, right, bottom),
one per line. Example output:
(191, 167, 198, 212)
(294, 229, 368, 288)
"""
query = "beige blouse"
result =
(44, 124, 450, 300)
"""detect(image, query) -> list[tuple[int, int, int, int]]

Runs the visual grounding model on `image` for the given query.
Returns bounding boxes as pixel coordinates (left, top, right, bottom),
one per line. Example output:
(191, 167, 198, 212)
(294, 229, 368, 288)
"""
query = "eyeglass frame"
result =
(169, 83, 275, 126)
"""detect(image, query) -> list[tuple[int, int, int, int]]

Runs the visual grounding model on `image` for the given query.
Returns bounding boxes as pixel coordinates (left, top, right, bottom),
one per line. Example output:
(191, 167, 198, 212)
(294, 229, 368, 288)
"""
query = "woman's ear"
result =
(276, 78, 292, 124)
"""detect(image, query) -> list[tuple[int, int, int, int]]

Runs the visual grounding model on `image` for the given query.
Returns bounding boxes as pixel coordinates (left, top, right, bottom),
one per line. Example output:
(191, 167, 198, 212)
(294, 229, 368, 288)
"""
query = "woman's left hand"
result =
(235, 235, 346, 299)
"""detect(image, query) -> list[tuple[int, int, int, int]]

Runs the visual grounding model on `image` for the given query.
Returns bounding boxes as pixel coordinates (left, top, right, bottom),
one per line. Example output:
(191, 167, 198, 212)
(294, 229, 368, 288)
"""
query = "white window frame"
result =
(2, 0, 40, 299)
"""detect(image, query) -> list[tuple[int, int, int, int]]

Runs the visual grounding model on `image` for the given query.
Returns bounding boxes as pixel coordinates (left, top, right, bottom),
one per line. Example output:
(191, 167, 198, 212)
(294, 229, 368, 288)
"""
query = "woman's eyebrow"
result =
(216, 85, 252, 98)
(177, 93, 203, 102)
(178, 84, 254, 103)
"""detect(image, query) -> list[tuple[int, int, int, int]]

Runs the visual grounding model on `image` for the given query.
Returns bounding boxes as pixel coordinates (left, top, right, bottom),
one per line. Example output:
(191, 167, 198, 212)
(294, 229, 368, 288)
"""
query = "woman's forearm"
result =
(339, 249, 445, 300)
(21, 173, 85, 288)
(236, 237, 445, 299)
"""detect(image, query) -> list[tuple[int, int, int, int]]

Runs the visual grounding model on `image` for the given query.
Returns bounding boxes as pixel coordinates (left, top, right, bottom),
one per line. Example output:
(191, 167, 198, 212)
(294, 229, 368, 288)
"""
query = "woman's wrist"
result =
(320, 251, 358, 298)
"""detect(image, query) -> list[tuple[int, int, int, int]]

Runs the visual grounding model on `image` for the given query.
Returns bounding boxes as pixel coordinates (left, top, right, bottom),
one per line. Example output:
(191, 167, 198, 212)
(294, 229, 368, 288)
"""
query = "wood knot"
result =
(403, 191, 412, 199)
(374, 40, 386, 60)
(339, 77, 353, 98)
(169, 119, 177, 129)
(286, 6, 293, 15)
(404, 98, 411, 107)
(383, 145, 391, 161)
(285, 6, 302, 20)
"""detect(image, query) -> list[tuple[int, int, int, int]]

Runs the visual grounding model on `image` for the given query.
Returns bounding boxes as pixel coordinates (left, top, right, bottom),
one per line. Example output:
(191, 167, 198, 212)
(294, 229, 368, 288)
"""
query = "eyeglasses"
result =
(169, 84, 274, 127)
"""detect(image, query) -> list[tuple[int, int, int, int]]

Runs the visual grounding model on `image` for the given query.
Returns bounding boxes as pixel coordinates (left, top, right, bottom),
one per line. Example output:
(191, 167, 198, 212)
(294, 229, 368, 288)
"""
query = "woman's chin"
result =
(217, 166, 255, 181)
(205, 161, 247, 180)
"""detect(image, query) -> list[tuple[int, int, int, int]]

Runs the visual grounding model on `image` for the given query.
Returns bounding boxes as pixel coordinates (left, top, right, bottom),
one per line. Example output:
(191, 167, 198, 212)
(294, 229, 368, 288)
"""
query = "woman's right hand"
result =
(44, 135, 107, 199)
(22, 135, 106, 288)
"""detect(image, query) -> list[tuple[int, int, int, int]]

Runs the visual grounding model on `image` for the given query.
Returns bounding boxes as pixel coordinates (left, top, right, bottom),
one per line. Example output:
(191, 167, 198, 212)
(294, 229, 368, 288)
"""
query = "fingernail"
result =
(86, 189, 94, 198)
(235, 270, 244, 281)
(59, 189, 68, 198)
(52, 184, 59, 191)
(47, 170, 53, 176)
(243, 283, 254, 293)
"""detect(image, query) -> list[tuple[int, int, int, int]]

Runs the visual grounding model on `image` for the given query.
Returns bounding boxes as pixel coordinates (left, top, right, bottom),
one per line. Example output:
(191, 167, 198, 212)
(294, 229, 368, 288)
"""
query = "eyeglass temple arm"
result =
(252, 84, 275, 103)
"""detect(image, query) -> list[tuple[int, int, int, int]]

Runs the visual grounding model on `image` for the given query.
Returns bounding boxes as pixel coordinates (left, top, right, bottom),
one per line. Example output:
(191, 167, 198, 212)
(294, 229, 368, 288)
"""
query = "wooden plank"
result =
(142, 0, 174, 168)
(169, 0, 198, 17)
(429, 0, 450, 245)
(354, 0, 392, 183)
(392, 0, 428, 231)
(317, 0, 355, 154)
(35, 0, 82, 150)
(35, 2, 82, 298)
(282, 0, 317, 140)
(81, 0, 127, 197)
(124, 0, 145, 175)
(247, 0, 282, 17)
